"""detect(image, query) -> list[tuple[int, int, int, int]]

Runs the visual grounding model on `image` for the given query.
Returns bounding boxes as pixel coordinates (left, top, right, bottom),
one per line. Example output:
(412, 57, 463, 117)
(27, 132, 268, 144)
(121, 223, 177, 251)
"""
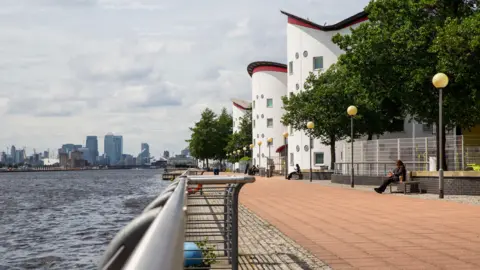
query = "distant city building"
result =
(61, 144, 81, 154)
(69, 150, 85, 168)
(78, 148, 91, 164)
(180, 147, 190, 157)
(167, 154, 195, 167)
(59, 153, 68, 167)
(15, 149, 25, 164)
(163, 150, 170, 159)
(138, 143, 150, 165)
(122, 154, 135, 166)
(0, 152, 6, 163)
(43, 151, 49, 159)
(10, 146, 16, 164)
(104, 133, 123, 165)
(86, 136, 99, 165)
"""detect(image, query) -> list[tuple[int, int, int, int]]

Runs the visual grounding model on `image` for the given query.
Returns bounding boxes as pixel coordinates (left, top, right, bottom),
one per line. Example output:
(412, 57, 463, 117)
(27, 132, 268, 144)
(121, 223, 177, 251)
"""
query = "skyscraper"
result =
(86, 136, 98, 164)
(139, 143, 150, 165)
(104, 133, 123, 165)
(163, 150, 170, 159)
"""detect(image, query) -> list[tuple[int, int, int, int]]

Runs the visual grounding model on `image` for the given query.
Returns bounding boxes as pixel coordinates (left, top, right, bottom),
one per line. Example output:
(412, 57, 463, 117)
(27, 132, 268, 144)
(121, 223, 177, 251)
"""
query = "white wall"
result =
(286, 21, 364, 172)
(251, 70, 288, 167)
(232, 104, 247, 133)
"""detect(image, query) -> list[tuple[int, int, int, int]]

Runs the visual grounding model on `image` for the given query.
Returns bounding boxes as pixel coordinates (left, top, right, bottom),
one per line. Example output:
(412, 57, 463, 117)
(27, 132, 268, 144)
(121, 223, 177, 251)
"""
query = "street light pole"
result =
(283, 132, 289, 179)
(306, 122, 314, 182)
(257, 141, 262, 168)
(432, 72, 449, 199)
(347, 106, 358, 188)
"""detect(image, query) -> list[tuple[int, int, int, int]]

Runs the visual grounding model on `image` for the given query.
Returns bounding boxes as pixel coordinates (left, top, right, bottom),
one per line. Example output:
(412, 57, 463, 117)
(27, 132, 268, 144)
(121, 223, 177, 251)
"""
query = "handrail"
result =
(335, 161, 428, 164)
(122, 176, 187, 270)
(187, 176, 255, 184)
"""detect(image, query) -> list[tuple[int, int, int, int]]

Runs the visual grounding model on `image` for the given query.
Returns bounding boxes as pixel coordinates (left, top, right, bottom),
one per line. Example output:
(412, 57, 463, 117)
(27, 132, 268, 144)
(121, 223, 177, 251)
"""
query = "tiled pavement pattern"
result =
(240, 176, 480, 269)
(186, 184, 329, 269)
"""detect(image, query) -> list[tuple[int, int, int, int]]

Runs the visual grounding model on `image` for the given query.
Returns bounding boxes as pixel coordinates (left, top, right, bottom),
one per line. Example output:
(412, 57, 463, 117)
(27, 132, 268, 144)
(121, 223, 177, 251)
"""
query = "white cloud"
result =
(0, 0, 370, 156)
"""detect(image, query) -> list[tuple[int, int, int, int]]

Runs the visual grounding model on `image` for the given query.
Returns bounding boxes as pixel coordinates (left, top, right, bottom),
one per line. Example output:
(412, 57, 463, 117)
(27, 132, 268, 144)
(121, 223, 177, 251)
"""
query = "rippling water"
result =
(0, 169, 169, 270)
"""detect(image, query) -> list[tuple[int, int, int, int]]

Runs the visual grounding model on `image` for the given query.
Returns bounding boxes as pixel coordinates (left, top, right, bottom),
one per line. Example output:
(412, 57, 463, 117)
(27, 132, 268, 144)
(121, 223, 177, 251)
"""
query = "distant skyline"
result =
(0, 0, 370, 155)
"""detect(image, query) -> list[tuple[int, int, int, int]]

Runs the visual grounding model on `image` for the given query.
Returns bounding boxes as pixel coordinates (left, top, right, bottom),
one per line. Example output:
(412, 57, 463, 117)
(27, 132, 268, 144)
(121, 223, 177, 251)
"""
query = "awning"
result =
(276, 144, 287, 153)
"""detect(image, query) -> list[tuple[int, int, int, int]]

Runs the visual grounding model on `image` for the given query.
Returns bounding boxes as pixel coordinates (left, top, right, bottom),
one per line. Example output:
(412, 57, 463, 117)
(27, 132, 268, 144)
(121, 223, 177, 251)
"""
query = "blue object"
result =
(184, 242, 203, 267)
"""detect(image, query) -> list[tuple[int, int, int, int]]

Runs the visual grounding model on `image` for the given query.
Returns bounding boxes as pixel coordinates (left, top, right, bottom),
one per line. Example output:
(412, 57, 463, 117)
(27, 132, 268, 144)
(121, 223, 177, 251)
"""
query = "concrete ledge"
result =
(303, 171, 333, 180)
(413, 171, 480, 178)
(331, 174, 385, 186)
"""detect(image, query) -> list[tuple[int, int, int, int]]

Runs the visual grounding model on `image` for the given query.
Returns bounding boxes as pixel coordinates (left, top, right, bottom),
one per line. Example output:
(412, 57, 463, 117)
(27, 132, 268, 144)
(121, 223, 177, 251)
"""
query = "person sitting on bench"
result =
(374, 160, 406, 194)
(287, 164, 301, 180)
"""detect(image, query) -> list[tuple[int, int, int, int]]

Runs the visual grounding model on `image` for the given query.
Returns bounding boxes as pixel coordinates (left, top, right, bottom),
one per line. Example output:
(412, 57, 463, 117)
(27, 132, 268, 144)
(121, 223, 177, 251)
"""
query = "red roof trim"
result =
(233, 102, 248, 111)
(281, 10, 368, 32)
(252, 66, 287, 75)
(276, 144, 287, 153)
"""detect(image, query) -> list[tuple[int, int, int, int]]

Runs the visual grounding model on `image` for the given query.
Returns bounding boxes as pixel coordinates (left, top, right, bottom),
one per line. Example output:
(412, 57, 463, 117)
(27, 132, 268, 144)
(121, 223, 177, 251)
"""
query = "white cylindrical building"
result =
(231, 98, 250, 133)
(247, 61, 288, 168)
(281, 10, 368, 172)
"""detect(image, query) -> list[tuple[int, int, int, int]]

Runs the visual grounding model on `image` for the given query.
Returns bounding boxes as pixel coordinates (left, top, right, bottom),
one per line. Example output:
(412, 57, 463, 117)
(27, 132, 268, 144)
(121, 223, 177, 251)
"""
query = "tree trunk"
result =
(330, 135, 336, 170)
(435, 122, 448, 171)
(367, 133, 373, 140)
(206, 159, 209, 169)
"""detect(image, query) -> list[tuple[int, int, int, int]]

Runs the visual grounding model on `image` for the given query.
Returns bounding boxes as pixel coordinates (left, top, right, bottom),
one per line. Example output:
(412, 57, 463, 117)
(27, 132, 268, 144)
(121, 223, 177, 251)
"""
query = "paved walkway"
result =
(240, 176, 480, 269)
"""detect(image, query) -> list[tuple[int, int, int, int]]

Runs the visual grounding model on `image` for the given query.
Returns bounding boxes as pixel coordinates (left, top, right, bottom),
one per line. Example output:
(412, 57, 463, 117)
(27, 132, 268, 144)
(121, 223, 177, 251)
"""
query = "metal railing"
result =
(99, 169, 255, 270)
(334, 161, 428, 176)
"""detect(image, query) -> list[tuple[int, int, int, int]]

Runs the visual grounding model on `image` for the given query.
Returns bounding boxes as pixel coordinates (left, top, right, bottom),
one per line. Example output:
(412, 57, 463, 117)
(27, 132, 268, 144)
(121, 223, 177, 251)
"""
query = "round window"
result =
(296, 83, 299, 90)
(261, 94, 264, 99)
(257, 134, 259, 138)
(304, 145, 309, 152)
(296, 145, 300, 152)
(261, 114, 264, 119)
(261, 134, 265, 138)
(257, 154, 260, 157)
(256, 115, 259, 119)
(256, 95, 259, 99)
(303, 51, 308, 57)
(295, 52, 299, 59)
(261, 153, 265, 157)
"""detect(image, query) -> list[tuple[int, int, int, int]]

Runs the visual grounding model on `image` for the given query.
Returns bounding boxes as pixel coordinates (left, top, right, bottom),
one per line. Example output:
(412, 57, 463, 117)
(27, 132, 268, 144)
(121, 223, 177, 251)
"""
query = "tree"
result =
(225, 110, 253, 163)
(214, 108, 233, 162)
(187, 108, 218, 168)
(332, 0, 480, 170)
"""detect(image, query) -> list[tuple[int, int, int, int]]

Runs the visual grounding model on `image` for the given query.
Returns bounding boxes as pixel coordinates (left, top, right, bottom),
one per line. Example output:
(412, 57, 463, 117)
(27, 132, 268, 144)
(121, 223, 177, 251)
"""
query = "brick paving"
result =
(239, 176, 480, 269)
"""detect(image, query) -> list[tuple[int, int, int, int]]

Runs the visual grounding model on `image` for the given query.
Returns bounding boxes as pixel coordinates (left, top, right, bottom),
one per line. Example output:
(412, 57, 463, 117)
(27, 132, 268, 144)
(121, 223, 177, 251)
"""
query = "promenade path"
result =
(240, 176, 480, 269)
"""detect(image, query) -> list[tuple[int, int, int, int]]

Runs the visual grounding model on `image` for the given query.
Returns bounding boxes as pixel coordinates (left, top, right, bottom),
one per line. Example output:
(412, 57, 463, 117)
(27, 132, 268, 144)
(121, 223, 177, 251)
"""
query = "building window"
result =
(314, 152, 324, 165)
(304, 145, 309, 152)
(267, 118, 273, 128)
(266, 98, 273, 108)
(289, 153, 294, 166)
(313, 56, 323, 70)
(289, 61, 293, 75)
(296, 145, 300, 152)
(253, 100, 255, 109)
(303, 51, 308, 57)
(295, 52, 299, 59)
(261, 153, 265, 157)
(256, 115, 259, 119)
(254, 139, 256, 145)
(253, 120, 255, 128)
(296, 83, 299, 90)
(261, 134, 265, 138)
(256, 95, 259, 99)
(261, 114, 264, 119)
(257, 134, 259, 138)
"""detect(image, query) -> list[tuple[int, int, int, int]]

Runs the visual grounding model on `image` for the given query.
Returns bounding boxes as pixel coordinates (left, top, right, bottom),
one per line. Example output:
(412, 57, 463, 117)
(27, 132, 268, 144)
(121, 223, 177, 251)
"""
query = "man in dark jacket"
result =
(374, 160, 406, 194)
(287, 164, 301, 180)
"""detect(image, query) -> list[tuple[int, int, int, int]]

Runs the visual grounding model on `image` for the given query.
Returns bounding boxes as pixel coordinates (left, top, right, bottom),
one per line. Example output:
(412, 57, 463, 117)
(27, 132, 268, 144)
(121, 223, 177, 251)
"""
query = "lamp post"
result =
(243, 147, 247, 158)
(267, 137, 273, 178)
(307, 121, 314, 182)
(432, 72, 449, 199)
(257, 141, 262, 167)
(249, 144, 254, 165)
(347, 105, 358, 188)
(283, 132, 289, 179)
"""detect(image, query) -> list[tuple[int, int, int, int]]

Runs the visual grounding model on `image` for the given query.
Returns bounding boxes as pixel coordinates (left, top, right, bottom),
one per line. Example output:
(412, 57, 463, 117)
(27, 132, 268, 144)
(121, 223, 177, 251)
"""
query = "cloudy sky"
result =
(0, 0, 369, 157)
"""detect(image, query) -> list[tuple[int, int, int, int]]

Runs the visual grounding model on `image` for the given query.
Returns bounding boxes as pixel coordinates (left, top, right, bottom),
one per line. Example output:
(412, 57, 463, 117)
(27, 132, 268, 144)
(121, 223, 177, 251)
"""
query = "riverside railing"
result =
(334, 161, 428, 176)
(99, 169, 255, 270)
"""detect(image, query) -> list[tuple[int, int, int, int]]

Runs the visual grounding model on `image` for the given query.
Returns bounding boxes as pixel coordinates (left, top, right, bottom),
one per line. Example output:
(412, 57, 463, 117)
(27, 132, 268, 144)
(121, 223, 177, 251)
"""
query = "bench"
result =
(389, 171, 421, 194)
(292, 173, 303, 180)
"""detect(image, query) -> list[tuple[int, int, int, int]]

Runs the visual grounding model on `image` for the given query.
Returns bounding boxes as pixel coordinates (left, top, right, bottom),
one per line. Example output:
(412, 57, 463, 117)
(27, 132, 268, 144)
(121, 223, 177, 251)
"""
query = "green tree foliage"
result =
(333, 0, 480, 170)
(225, 110, 253, 163)
(187, 107, 233, 167)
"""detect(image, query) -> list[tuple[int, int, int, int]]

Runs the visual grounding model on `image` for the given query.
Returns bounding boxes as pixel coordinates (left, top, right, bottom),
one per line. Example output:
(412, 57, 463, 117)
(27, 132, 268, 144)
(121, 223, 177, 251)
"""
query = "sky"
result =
(0, 0, 370, 157)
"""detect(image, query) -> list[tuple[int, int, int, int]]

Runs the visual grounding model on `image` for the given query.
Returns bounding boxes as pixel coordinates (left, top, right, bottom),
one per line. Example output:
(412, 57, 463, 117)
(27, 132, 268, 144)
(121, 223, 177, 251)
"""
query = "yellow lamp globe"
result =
(237, 150, 241, 154)
(347, 105, 358, 116)
(432, 73, 449, 89)
(249, 144, 254, 149)
(267, 137, 273, 143)
(243, 147, 247, 151)
(283, 132, 289, 138)
(306, 121, 314, 129)
(257, 141, 262, 146)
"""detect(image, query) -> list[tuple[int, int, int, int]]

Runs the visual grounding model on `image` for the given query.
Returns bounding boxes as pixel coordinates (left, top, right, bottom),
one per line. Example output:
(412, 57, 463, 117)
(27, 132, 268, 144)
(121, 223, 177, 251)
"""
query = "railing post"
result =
(376, 140, 379, 176)
(425, 137, 429, 171)
(397, 139, 401, 161)
(461, 135, 465, 170)
(231, 183, 245, 270)
(454, 132, 457, 171)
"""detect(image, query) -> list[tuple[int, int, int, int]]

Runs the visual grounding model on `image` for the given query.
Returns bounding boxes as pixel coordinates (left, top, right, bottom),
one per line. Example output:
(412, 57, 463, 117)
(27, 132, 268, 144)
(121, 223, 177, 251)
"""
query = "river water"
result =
(0, 169, 169, 270)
